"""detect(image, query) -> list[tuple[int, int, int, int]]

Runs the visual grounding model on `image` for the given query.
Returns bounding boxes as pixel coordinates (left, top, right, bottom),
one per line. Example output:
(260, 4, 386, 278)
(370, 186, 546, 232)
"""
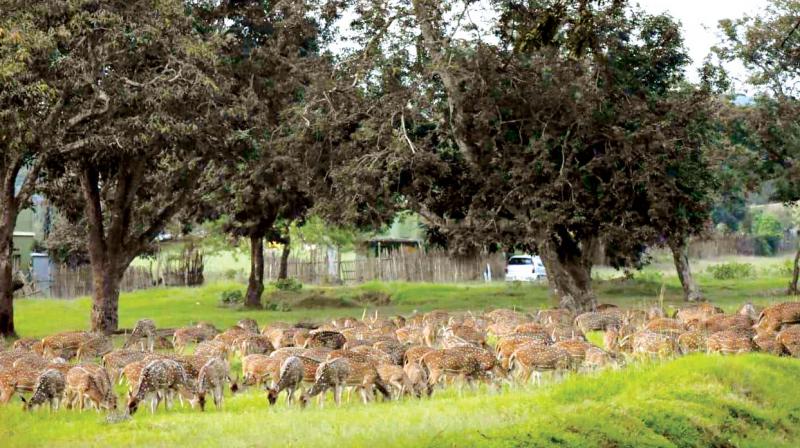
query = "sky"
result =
(637, 0, 769, 88)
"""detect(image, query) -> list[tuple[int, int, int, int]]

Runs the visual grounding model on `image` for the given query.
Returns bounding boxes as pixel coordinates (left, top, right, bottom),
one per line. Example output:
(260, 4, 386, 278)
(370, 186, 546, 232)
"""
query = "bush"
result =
(264, 300, 292, 312)
(271, 278, 302, 292)
(219, 289, 244, 306)
(707, 262, 755, 280)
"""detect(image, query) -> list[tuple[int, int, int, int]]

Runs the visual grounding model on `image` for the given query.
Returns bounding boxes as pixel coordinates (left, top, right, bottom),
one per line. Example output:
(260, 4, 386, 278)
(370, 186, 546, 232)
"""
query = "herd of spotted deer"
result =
(1, 300, 799, 417)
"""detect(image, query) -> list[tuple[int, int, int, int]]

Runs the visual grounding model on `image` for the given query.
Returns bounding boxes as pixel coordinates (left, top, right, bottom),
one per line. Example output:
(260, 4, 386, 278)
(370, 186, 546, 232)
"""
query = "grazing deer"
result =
(173, 325, 217, 353)
(404, 345, 435, 366)
(554, 339, 594, 365)
(403, 362, 430, 397)
(124, 319, 158, 352)
(755, 302, 800, 332)
(21, 369, 65, 412)
(41, 331, 91, 360)
(64, 364, 117, 412)
(508, 344, 571, 385)
(267, 356, 304, 406)
(420, 348, 484, 391)
(377, 364, 417, 398)
(103, 349, 148, 385)
(537, 308, 574, 326)
(242, 354, 281, 387)
(373, 340, 408, 366)
(234, 334, 275, 357)
(127, 358, 195, 415)
(693, 314, 753, 333)
(215, 327, 252, 347)
(197, 357, 234, 411)
(574, 312, 622, 334)
(299, 357, 351, 408)
(583, 347, 617, 370)
(496, 335, 545, 371)
(76, 334, 114, 361)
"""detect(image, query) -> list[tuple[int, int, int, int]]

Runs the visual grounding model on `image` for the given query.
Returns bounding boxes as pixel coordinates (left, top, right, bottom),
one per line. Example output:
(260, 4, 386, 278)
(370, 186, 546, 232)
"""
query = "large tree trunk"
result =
(789, 245, 800, 296)
(0, 200, 17, 337)
(245, 235, 265, 309)
(669, 237, 703, 302)
(90, 261, 123, 334)
(539, 230, 598, 312)
(0, 247, 15, 338)
(278, 237, 290, 280)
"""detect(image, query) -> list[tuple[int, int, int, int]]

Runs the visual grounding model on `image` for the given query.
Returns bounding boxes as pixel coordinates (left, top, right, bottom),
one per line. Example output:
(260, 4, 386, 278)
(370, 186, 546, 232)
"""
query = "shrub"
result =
(264, 301, 292, 312)
(707, 262, 755, 280)
(271, 278, 302, 292)
(219, 289, 244, 306)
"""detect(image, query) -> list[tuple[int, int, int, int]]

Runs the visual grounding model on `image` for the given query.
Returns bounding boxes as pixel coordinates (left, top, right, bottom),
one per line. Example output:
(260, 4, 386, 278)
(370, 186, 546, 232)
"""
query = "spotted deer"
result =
(304, 331, 347, 349)
(236, 318, 260, 335)
(267, 356, 304, 406)
(76, 334, 114, 361)
(675, 303, 724, 324)
(194, 340, 229, 360)
(676, 330, 707, 354)
(508, 344, 571, 385)
(419, 348, 484, 391)
(496, 335, 545, 371)
(377, 364, 417, 398)
(21, 369, 65, 412)
(574, 312, 622, 334)
(299, 357, 351, 407)
(127, 358, 196, 415)
(196, 357, 234, 411)
(234, 334, 274, 357)
(41, 331, 91, 360)
(403, 361, 431, 397)
(64, 364, 117, 412)
(12, 338, 43, 355)
(124, 319, 158, 352)
(242, 354, 282, 387)
(583, 347, 617, 370)
(173, 326, 217, 353)
(644, 318, 686, 335)
(707, 330, 756, 355)
(776, 325, 800, 357)
(102, 349, 148, 384)
(630, 331, 678, 359)
(302, 355, 390, 406)
(755, 302, 800, 332)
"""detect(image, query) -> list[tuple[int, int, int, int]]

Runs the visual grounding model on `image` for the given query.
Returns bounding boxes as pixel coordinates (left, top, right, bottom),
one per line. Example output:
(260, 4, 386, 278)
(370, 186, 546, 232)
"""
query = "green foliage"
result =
(751, 212, 784, 255)
(270, 278, 303, 292)
(218, 289, 243, 306)
(263, 300, 292, 312)
(632, 270, 665, 284)
(707, 262, 756, 280)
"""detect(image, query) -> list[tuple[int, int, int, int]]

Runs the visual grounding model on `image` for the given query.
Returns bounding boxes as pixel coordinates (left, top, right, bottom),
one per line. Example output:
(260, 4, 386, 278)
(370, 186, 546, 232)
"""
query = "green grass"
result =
(1, 355, 798, 447)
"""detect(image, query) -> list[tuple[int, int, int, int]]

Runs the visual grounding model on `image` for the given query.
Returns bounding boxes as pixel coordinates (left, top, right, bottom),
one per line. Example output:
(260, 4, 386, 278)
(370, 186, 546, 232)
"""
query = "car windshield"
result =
(508, 258, 533, 265)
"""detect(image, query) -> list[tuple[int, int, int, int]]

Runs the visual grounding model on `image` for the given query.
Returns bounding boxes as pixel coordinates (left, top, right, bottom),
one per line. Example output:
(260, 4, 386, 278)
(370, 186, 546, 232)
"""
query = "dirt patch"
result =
(355, 291, 392, 306)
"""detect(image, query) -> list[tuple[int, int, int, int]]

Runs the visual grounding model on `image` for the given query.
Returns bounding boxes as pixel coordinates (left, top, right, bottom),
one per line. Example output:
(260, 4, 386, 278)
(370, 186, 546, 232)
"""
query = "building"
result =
(12, 208, 36, 271)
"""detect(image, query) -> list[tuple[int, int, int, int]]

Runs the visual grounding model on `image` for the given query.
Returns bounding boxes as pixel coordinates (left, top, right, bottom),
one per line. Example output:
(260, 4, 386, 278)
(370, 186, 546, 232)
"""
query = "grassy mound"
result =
(1, 355, 798, 447)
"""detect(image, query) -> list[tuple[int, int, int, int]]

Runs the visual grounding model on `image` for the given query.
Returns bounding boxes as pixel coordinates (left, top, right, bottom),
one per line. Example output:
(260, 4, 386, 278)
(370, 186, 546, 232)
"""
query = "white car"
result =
(505, 255, 547, 282)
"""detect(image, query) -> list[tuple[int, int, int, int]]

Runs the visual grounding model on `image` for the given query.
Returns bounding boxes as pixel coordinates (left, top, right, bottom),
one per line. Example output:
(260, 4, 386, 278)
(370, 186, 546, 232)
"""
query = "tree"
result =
(0, 2, 83, 336)
(35, 0, 232, 333)
(332, 0, 718, 311)
(718, 0, 800, 294)
(187, 0, 340, 308)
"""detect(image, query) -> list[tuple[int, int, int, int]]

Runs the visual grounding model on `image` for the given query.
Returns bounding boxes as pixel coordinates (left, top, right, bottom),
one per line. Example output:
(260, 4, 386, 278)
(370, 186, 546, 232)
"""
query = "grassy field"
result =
(3, 275, 800, 447)
(1, 355, 798, 447)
